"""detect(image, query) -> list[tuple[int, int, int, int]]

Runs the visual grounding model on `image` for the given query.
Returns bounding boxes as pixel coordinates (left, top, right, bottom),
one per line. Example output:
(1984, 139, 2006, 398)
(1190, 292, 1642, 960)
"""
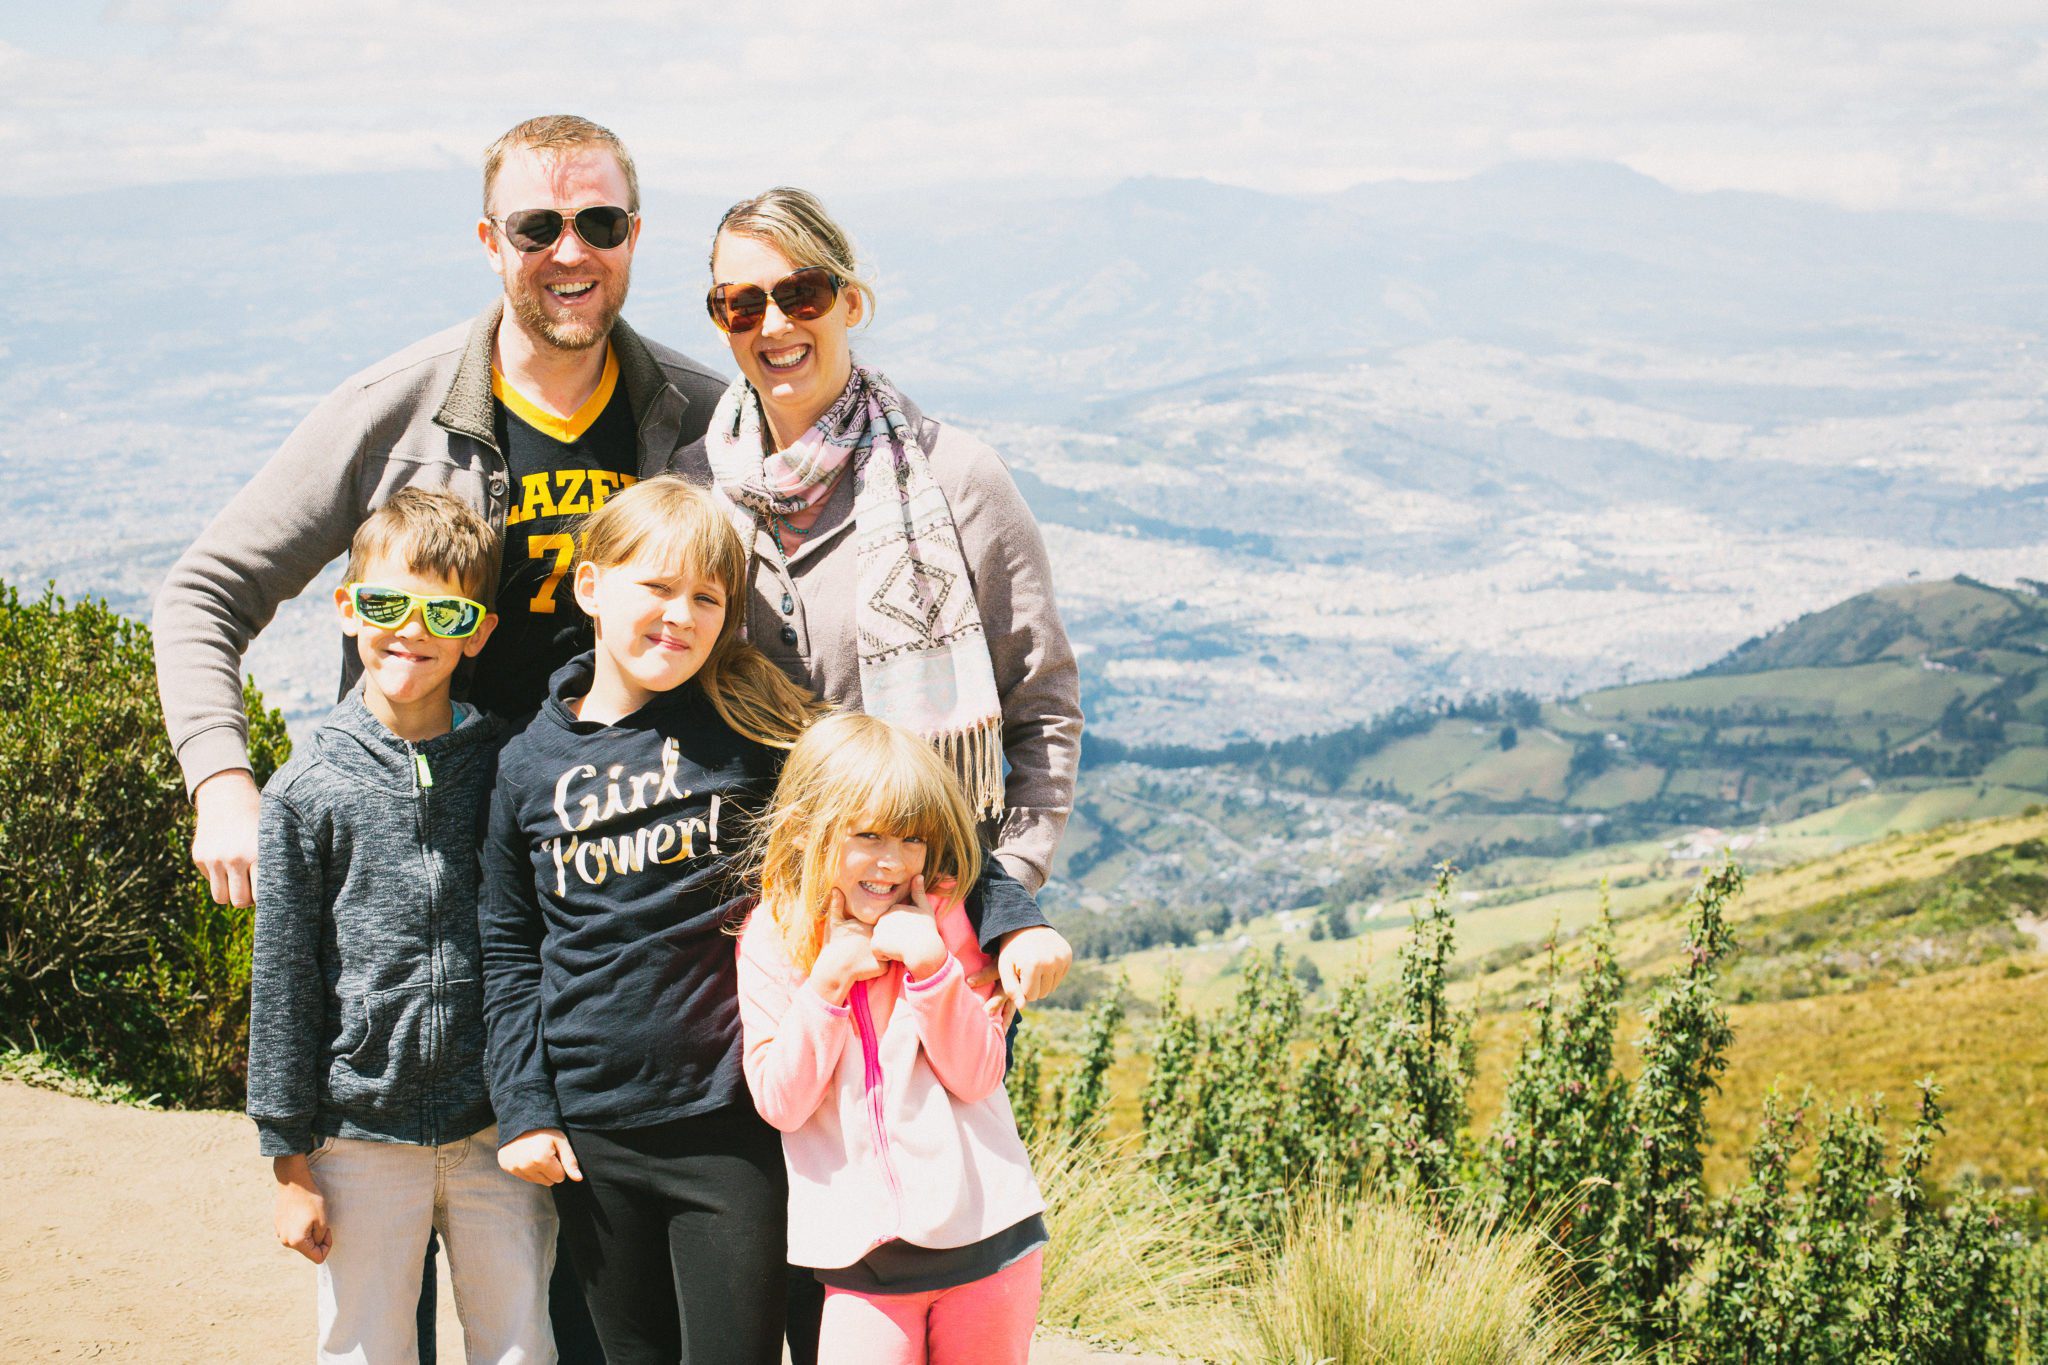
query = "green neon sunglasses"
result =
(346, 583, 488, 639)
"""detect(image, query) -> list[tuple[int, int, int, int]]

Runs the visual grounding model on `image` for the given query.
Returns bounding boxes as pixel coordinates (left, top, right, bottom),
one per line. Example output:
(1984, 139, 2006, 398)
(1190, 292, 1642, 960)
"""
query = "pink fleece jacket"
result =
(736, 899, 1046, 1270)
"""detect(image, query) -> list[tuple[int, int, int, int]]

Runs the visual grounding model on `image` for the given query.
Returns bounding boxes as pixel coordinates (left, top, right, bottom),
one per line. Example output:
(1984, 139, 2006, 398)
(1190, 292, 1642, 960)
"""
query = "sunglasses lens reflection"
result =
(773, 268, 838, 320)
(422, 599, 482, 638)
(707, 269, 842, 333)
(713, 285, 770, 334)
(573, 206, 632, 249)
(503, 209, 565, 252)
(353, 588, 413, 626)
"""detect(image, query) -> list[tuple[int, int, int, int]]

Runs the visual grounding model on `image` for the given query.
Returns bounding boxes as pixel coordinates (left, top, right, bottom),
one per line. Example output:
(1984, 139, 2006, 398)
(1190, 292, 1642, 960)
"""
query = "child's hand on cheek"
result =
(810, 890, 887, 1005)
(870, 877, 948, 980)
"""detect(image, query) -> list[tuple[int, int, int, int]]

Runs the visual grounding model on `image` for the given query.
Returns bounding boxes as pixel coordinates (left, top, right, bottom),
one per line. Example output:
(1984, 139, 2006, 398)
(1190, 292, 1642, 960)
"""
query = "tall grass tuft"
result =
(1254, 1188, 1621, 1365)
(1035, 1135, 1255, 1360)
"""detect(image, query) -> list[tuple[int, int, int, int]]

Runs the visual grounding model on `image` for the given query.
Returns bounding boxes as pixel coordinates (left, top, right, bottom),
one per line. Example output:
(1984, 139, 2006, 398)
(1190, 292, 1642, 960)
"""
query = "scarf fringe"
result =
(935, 716, 1006, 822)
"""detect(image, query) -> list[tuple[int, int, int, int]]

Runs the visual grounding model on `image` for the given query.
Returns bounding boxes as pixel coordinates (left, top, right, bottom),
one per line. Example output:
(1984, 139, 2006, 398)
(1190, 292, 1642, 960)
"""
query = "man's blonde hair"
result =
(712, 187, 876, 326)
(482, 114, 640, 213)
(750, 713, 983, 974)
(346, 488, 501, 606)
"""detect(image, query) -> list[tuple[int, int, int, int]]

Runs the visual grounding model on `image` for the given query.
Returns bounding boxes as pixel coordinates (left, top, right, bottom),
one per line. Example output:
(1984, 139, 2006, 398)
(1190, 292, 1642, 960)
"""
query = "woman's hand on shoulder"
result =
(971, 924, 1074, 1022)
(498, 1128, 583, 1186)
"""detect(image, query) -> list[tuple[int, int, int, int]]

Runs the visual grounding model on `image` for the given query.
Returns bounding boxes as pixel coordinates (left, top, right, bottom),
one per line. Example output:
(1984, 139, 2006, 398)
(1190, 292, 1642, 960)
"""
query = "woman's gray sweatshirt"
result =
(246, 691, 505, 1156)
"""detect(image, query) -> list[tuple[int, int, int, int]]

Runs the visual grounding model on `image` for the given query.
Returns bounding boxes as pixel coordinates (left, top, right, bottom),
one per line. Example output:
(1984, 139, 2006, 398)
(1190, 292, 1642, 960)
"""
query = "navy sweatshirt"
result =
(478, 652, 1047, 1145)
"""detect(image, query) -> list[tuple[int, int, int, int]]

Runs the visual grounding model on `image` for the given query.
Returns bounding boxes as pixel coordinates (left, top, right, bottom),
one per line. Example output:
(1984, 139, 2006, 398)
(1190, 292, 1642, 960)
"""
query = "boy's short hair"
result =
(346, 489, 501, 607)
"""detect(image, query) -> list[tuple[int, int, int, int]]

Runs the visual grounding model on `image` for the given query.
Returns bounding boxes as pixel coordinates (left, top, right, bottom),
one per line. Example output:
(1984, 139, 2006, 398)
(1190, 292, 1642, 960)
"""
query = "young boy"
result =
(246, 488, 554, 1362)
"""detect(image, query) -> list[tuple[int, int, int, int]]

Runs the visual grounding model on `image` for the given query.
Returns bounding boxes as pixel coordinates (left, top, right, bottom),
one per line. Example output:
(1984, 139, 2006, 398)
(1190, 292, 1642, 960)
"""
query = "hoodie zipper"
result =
(848, 982, 905, 1224)
(411, 743, 443, 1144)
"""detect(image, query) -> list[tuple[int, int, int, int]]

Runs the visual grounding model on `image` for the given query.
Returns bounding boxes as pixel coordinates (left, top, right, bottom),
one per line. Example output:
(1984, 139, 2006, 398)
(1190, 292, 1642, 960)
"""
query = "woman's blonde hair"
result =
(712, 186, 877, 327)
(575, 476, 826, 748)
(752, 713, 983, 973)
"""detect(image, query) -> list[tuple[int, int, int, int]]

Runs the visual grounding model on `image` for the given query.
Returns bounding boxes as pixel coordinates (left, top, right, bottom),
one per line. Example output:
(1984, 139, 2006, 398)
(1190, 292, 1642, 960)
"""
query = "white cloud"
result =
(3, 1, 2046, 217)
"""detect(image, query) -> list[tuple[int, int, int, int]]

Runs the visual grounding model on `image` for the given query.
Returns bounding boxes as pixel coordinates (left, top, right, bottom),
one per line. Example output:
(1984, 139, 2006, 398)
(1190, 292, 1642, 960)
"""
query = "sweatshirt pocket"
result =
(325, 985, 431, 1109)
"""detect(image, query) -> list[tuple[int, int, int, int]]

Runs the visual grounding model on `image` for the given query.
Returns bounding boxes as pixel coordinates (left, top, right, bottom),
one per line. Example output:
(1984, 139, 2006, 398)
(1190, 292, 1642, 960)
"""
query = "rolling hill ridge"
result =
(1054, 576, 2048, 934)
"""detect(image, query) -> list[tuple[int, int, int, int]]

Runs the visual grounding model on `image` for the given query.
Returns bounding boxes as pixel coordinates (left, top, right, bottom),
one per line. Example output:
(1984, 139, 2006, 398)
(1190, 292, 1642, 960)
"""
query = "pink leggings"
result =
(818, 1248, 1043, 1365)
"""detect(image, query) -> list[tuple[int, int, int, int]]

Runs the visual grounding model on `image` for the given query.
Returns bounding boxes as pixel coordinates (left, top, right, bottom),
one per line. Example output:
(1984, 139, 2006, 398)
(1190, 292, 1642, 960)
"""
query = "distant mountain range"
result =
(3, 162, 2043, 746)
(11, 160, 2048, 418)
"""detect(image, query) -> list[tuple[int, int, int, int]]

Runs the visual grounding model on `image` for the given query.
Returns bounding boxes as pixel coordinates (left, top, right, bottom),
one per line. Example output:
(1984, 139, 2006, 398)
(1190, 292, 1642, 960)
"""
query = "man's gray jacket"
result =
(152, 302, 728, 794)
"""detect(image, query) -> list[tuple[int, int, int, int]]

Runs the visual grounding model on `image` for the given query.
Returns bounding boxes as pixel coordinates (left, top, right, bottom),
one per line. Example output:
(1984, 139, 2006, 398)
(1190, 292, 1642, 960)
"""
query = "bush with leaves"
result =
(1293, 970, 1392, 1194)
(1375, 863, 1474, 1196)
(1776, 1096, 1893, 1357)
(1112, 852, 2045, 1360)
(1693, 1088, 1807, 1364)
(1846, 1081, 2008, 1365)
(1143, 947, 1308, 1237)
(1198, 946, 1307, 1235)
(1006, 1016, 1047, 1148)
(1596, 861, 1743, 1352)
(1053, 986, 1126, 1144)
(1484, 893, 1625, 1242)
(0, 581, 290, 1105)
(1140, 966, 1205, 1175)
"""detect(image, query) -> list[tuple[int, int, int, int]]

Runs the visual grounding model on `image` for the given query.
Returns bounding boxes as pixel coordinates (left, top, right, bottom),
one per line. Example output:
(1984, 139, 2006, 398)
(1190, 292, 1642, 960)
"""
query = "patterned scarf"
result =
(707, 367, 1005, 818)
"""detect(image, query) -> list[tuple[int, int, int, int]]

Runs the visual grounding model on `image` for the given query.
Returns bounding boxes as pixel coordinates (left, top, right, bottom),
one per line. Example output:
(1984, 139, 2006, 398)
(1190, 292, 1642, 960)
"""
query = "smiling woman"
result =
(681, 187, 1083, 900)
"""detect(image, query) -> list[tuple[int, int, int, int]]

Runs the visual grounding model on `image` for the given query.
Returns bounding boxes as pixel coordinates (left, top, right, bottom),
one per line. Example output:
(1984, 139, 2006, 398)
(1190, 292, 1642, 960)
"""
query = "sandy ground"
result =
(0, 1080, 1175, 1364)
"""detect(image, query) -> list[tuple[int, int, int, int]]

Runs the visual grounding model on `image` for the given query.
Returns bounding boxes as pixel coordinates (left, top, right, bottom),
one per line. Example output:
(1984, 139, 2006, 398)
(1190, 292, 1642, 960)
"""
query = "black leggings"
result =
(555, 1108, 788, 1365)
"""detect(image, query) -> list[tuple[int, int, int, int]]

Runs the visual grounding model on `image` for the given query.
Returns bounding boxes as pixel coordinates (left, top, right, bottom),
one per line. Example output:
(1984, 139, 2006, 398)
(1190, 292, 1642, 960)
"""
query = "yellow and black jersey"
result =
(471, 348, 639, 718)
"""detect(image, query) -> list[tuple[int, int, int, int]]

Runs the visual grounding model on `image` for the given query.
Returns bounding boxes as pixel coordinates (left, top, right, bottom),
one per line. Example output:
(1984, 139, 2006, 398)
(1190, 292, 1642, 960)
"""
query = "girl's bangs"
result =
(598, 495, 744, 595)
(821, 741, 974, 876)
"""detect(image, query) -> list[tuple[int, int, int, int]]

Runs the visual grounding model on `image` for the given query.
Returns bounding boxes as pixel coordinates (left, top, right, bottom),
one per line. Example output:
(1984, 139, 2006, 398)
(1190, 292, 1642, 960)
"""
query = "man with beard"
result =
(155, 114, 724, 909)
(153, 115, 722, 1364)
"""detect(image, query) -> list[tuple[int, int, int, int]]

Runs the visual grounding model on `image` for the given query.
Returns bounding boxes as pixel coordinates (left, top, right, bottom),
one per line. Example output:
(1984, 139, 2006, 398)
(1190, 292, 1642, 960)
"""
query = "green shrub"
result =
(1006, 1016, 1047, 1149)
(1484, 894, 1626, 1244)
(1113, 852, 2046, 1360)
(1377, 863, 1476, 1196)
(0, 581, 289, 1105)
(1693, 1088, 1808, 1364)
(1597, 861, 1743, 1351)
(1054, 985, 1126, 1144)
(1189, 945, 1307, 1236)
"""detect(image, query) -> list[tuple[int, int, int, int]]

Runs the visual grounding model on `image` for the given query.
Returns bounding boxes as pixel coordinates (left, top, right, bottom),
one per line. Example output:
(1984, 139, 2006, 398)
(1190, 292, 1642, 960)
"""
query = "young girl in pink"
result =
(736, 713, 1047, 1365)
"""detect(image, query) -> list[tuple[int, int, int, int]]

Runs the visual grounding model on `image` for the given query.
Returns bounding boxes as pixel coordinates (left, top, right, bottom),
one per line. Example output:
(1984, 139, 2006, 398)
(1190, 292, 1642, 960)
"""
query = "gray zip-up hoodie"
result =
(246, 690, 505, 1156)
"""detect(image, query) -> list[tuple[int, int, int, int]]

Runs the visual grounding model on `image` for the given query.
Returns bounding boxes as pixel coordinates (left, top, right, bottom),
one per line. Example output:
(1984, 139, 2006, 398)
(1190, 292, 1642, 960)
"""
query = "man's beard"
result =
(506, 266, 630, 352)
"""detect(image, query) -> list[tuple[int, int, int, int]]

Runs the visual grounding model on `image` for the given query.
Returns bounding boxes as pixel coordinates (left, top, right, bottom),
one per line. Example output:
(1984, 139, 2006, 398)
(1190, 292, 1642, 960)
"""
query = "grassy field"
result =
(1052, 806, 2048, 1196)
(1095, 791, 2046, 1011)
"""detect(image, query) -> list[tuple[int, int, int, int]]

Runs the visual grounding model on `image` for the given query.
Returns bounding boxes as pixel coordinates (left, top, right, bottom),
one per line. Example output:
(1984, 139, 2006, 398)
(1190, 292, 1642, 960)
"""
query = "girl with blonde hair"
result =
(737, 713, 1047, 1365)
(476, 475, 825, 1364)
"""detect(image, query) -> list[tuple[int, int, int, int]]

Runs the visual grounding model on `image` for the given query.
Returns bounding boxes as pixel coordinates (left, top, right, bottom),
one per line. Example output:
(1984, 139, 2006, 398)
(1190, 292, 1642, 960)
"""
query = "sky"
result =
(4, 2, 2048, 216)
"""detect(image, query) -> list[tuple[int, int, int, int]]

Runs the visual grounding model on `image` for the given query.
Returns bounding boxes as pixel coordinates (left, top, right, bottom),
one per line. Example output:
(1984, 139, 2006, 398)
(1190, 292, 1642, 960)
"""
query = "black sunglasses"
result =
(705, 266, 846, 334)
(488, 205, 636, 253)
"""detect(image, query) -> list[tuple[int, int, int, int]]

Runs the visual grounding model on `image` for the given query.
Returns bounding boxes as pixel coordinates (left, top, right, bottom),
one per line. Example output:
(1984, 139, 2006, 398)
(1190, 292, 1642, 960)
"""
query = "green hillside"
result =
(1305, 576, 2048, 824)
(1056, 577, 2048, 942)
(1704, 575, 2048, 674)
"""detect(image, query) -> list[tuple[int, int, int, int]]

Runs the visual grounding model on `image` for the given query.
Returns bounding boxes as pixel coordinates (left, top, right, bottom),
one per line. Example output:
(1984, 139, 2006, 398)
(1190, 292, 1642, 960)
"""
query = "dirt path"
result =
(0, 1080, 1169, 1363)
